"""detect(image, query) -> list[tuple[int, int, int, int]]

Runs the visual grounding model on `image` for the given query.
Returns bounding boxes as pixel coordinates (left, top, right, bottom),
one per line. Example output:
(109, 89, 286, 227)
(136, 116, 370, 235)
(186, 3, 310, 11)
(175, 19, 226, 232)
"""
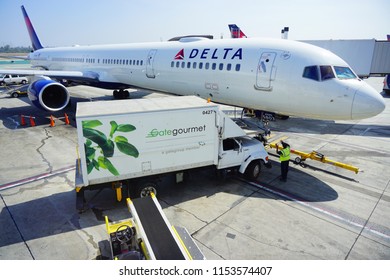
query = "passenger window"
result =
(320, 65, 335, 80)
(235, 64, 241, 71)
(171, 61, 174, 67)
(187, 62, 191, 68)
(176, 61, 180, 68)
(205, 63, 210, 70)
(227, 63, 232, 71)
(193, 62, 197, 69)
(199, 62, 203, 69)
(212, 63, 216, 70)
(303, 66, 319, 81)
(219, 63, 223, 70)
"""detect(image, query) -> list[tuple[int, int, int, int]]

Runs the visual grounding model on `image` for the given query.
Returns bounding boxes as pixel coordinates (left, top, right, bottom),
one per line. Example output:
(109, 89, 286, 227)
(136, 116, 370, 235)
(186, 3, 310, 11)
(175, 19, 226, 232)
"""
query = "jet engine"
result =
(27, 79, 70, 111)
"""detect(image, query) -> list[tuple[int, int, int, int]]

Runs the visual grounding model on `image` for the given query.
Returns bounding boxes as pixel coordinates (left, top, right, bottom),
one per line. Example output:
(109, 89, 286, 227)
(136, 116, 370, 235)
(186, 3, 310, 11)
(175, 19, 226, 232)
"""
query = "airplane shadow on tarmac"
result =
(0, 159, 338, 253)
(268, 117, 390, 138)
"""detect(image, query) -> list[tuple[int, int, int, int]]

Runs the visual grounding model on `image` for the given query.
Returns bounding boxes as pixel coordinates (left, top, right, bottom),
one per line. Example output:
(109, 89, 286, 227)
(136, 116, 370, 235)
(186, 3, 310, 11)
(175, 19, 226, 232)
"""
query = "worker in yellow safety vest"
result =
(276, 141, 290, 182)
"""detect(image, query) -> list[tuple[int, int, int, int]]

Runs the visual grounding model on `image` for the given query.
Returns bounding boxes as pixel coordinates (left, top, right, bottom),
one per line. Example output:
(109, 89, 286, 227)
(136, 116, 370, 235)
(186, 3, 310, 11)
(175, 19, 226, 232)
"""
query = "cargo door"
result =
(255, 52, 277, 91)
(146, 49, 157, 78)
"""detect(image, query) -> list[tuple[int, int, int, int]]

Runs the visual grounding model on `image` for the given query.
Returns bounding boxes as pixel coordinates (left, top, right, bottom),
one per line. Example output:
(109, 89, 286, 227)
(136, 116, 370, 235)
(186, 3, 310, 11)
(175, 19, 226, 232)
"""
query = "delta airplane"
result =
(0, 6, 385, 120)
(228, 24, 247, 39)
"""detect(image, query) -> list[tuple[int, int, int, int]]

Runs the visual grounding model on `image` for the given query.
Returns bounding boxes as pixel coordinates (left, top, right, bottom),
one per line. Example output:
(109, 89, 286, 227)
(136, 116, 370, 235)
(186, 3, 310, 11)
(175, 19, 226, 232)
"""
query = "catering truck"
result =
(75, 96, 270, 210)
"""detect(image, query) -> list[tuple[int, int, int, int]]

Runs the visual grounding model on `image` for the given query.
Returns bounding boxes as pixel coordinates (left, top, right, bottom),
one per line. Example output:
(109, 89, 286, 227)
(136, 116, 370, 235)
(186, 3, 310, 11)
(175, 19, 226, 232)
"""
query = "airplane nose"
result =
(351, 84, 385, 119)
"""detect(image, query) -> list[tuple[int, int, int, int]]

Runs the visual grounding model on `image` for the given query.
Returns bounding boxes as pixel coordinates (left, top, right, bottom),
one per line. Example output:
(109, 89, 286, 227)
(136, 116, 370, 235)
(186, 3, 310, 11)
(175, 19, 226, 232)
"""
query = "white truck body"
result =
(75, 96, 269, 191)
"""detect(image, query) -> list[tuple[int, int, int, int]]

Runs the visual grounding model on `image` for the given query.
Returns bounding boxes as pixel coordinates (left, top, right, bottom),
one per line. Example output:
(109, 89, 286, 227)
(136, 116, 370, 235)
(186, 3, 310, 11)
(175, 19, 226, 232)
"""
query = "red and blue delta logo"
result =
(174, 49, 185, 60)
(174, 48, 243, 60)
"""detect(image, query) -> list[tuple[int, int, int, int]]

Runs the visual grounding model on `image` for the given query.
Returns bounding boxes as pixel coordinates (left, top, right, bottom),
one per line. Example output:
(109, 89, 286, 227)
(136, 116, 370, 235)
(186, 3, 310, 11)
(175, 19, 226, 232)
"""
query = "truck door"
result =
(218, 138, 245, 169)
(146, 49, 157, 78)
(255, 52, 277, 91)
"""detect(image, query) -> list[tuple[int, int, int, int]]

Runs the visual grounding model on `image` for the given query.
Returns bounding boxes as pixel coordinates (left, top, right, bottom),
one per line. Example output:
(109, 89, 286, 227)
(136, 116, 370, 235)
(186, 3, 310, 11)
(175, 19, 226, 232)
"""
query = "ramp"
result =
(131, 196, 186, 260)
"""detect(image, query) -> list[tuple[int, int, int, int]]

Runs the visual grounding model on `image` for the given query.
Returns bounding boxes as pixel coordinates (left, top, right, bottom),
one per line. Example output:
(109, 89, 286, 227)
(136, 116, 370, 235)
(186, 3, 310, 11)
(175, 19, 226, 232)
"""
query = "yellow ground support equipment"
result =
(268, 141, 360, 174)
(104, 193, 205, 260)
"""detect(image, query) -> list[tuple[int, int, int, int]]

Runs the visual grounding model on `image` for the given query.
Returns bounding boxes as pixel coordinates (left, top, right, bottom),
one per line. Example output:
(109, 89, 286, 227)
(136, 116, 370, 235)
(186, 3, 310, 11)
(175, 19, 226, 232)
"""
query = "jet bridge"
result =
(302, 39, 390, 77)
(105, 193, 204, 260)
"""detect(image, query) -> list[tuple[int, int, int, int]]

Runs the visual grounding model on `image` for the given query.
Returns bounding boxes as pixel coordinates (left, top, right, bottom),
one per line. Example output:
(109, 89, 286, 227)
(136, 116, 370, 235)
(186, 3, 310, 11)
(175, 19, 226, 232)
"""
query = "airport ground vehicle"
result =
(384, 75, 390, 94)
(7, 85, 28, 98)
(105, 194, 204, 260)
(75, 96, 271, 210)
(0, 74, 28, 86)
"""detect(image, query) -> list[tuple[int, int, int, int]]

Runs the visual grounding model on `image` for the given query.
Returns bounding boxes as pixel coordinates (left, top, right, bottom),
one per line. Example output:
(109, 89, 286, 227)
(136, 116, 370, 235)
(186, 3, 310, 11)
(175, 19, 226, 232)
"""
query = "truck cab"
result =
(218, 136, 270, 180)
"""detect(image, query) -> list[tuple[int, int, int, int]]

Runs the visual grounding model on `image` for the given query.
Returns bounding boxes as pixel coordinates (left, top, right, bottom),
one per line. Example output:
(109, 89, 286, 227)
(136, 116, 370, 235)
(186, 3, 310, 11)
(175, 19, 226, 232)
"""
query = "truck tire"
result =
(245, 160, 261, 180)
(12, 92, 19, 98)
(137, 182, 158, 198)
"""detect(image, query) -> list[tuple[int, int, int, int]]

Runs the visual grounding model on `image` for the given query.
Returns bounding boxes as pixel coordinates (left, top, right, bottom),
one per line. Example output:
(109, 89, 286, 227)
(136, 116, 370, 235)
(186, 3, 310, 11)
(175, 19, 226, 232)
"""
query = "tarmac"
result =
(0, 77, 389, 260)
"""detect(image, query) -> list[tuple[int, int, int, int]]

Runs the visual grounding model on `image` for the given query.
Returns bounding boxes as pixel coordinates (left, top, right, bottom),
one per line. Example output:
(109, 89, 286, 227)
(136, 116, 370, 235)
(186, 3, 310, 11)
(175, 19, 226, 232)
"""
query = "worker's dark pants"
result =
(281, 160, 289, 181)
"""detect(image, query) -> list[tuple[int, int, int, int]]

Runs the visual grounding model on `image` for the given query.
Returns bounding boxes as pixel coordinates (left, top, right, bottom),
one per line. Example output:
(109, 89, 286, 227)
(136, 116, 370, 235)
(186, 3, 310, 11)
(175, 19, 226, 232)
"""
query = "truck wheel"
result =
(245, 160, 261, 180)
(137, 182, 158, 198)
(11, 92, 19, 98)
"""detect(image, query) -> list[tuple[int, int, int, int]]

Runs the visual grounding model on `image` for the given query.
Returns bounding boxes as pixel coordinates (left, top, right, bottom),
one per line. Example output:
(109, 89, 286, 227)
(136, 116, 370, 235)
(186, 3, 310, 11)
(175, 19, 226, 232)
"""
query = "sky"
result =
(1, 0, 389, 48)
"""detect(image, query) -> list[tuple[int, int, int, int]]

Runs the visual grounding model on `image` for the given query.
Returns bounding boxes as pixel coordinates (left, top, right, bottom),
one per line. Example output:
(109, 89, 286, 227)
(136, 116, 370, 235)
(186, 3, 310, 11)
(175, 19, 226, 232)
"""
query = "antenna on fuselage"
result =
(281, 27, 289, 39)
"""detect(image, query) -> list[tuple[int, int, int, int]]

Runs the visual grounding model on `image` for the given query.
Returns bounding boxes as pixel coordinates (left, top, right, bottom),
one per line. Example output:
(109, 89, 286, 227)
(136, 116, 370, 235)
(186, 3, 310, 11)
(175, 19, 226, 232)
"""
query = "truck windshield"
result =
(334, 66, 357, 79)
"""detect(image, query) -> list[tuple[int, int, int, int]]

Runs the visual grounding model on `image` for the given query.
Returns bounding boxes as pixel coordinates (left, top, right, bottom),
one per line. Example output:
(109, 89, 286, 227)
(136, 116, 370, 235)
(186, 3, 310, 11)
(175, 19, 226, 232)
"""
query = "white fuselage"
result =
(27, 37, 385, 120)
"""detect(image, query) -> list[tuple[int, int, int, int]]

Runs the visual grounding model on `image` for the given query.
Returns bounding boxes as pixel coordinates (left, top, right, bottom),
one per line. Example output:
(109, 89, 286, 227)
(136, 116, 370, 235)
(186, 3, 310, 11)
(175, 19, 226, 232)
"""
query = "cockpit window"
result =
(334, 66, 357, 79)
(320, 65, 335, 81)
(303, 66, 319, 81)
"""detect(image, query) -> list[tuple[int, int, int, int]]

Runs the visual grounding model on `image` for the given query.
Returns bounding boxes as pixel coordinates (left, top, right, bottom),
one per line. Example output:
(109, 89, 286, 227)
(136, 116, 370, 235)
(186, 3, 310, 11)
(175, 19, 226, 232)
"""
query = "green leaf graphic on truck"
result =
(82, 120, 139, 176)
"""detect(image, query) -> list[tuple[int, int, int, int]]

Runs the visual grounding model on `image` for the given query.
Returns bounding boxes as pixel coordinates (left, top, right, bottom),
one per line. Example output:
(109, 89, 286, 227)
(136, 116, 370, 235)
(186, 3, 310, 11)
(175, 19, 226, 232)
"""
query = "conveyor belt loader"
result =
(105, 193, 204, 260)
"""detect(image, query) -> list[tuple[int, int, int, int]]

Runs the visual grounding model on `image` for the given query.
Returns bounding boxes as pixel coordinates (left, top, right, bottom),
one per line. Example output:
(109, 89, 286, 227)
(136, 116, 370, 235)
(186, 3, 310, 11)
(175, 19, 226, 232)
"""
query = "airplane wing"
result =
(0, 68, 99, 82)
(0, 54, 29, 60)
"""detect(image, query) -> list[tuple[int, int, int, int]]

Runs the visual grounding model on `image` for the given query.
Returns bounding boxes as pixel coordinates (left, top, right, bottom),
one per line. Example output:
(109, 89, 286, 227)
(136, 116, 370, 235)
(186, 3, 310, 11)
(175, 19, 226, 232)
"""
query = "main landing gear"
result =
(113, 89, 130, 99)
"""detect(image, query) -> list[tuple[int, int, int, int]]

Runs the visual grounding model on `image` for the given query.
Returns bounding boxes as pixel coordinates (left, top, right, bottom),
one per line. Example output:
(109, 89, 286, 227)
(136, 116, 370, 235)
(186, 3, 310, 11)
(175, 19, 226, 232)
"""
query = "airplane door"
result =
(146, 49, 157, 78)
(255, 52, 277, 91)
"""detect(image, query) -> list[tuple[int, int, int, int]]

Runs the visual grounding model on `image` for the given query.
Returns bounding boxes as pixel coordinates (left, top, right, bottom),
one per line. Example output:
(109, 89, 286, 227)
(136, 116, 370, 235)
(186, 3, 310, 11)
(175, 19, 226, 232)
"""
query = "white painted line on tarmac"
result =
(243, 179, 390, 241)
(0, 165, 76, 191)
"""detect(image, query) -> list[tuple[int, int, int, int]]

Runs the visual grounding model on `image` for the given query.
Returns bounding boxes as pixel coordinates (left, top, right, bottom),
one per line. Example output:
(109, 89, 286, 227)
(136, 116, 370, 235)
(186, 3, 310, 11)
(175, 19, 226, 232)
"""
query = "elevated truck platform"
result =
(105, 193, 204, 260)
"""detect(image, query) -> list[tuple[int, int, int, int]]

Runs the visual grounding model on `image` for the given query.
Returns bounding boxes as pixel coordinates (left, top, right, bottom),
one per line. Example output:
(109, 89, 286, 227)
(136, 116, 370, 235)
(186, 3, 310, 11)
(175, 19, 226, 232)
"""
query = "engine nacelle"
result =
(27, 79, 70, 111)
